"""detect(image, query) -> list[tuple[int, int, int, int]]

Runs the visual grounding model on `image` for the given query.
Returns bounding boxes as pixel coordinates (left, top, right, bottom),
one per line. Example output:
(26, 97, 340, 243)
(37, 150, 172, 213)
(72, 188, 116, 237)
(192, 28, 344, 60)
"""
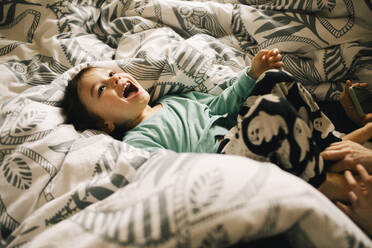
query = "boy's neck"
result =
(128, 104, 162, 129)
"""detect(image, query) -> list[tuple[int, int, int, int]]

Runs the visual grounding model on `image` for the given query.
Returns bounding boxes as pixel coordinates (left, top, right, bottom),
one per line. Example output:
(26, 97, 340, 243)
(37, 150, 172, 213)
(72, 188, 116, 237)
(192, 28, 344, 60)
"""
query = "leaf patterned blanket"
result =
(0, 0, 371, 247)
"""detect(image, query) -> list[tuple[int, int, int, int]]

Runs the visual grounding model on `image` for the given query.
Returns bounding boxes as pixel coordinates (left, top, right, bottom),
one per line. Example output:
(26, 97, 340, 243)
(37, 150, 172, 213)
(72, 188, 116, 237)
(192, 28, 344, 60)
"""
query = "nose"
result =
(107, 75, 120, 88)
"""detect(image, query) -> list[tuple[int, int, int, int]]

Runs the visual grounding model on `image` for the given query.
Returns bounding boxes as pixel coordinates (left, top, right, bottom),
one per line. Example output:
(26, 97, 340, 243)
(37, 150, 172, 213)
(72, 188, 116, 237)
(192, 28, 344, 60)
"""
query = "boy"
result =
(62, 49, 335, 189)
(63, 49, 283, 153)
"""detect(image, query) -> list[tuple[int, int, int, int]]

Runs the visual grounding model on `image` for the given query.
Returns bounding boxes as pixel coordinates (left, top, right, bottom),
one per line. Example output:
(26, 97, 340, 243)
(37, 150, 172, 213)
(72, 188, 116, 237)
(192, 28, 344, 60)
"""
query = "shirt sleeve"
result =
(123, 135, 165, 153)
(205, 67, 256, 116)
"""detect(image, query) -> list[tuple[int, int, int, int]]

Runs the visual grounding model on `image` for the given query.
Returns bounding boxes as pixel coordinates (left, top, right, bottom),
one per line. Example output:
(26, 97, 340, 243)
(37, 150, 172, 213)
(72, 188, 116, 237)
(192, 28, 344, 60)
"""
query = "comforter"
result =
(1, 0, 371, 247)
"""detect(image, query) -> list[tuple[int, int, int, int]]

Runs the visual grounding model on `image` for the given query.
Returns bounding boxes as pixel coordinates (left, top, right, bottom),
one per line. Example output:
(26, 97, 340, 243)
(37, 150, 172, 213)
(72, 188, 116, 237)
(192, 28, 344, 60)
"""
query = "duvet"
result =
(1, 0, 372, 247)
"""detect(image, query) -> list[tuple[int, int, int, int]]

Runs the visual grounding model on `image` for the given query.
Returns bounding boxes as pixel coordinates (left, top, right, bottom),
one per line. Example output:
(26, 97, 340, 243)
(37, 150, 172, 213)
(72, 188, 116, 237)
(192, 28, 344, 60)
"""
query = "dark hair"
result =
(61, 67, 105, 132)
(61, 67, 127, 140)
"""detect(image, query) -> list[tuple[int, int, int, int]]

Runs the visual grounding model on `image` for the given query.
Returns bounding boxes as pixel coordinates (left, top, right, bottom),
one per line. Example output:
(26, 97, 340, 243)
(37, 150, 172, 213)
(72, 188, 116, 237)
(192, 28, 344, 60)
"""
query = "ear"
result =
(103, 121, 115, 134)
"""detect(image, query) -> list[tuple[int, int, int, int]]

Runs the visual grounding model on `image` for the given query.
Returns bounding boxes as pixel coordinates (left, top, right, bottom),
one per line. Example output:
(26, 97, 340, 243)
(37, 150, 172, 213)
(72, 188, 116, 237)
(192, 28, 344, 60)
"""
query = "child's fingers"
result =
(256, 50, 269, 59)
(268, 55, 282, 64)
(274, 54, 282, 63)
(271, 61, 283, 69)
(268, 53, 282, 61)
(262, 49, 279, 61)
(268, 50, 275, 57)
(270, 48, 279, 56)
(268, 51, 281, 61)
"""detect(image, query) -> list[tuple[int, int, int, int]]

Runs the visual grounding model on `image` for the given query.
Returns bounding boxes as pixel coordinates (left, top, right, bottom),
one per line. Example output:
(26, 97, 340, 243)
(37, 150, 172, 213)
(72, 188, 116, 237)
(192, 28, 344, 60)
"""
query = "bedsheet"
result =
(1, 0, 372, 247)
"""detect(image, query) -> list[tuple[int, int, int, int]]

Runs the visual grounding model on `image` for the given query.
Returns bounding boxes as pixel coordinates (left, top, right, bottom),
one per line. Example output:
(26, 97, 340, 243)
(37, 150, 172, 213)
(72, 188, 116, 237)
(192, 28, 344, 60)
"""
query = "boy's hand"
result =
(247, 48, 284, 80)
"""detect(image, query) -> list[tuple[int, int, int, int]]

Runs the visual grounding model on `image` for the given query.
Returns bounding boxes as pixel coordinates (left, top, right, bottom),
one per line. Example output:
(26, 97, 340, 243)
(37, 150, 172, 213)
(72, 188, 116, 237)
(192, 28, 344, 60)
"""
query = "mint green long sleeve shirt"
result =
(122, 67, 256, 153)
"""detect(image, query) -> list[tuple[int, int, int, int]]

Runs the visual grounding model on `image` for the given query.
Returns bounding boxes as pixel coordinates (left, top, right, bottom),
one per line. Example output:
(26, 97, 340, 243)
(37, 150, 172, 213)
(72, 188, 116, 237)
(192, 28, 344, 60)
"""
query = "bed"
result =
(1, 0, 372, 247)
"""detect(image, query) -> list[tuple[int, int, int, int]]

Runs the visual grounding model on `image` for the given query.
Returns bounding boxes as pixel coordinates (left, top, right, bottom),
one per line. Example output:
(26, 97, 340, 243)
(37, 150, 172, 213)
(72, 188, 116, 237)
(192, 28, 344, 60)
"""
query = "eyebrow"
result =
(90, 84, 95, 98)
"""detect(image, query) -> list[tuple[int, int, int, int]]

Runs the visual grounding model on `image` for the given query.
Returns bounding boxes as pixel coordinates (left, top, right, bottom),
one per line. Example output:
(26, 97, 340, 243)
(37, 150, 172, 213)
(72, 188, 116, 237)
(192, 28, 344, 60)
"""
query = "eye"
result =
(109, 71, 115, 77)
(98, 85, 105, 96)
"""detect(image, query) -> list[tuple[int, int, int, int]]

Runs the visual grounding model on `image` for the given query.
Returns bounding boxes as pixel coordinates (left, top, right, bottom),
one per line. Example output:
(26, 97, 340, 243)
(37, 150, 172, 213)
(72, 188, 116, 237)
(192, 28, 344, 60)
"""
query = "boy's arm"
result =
(205, 49, 283, 117)
(205, 68, 256, 117)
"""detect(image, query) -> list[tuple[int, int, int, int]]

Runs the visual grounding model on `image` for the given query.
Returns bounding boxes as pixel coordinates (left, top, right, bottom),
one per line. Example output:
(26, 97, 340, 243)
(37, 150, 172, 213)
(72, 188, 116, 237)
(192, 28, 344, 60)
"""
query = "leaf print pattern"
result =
(255, 7, 328, 44)
(48, 140, 75, 154)
(189, 169, 223, 215)
(173, 4, 228, 38)
(2, 157, 32, 190)
(4, 55, 69, 89)
(323, 45, 347, 82)
(282, 55, 322, 85)
(317, 0, 336, 11)
(0, 196, 20, 241)
(316, 0, 355, 38)
(14, 110, 46, 134)
(0, 42, 22, 56)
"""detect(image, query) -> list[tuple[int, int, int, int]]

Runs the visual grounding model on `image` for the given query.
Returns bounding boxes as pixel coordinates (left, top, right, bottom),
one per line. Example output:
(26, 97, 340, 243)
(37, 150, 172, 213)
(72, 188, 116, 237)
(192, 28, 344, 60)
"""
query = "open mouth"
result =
(122, 82, 139, 99)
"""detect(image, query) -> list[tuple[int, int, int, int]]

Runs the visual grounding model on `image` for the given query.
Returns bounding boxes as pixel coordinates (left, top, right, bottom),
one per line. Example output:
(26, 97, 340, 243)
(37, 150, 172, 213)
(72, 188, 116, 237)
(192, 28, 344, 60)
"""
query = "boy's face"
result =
(78, 67, 150, 129)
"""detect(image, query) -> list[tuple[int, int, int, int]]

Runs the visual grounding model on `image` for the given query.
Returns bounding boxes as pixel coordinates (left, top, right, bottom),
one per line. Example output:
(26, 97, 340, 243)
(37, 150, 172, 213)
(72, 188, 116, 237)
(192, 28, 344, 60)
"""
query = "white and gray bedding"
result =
(1, 0, 372, 247)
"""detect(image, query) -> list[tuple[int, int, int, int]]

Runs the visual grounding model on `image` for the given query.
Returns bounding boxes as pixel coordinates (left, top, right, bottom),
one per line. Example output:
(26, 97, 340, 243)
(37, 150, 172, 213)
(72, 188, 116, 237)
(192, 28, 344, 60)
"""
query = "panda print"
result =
(313, 114, 335, 139)
(247, 111, 288, 146)
(218, 69, 341, 187)
(293, 118, 312, 162)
